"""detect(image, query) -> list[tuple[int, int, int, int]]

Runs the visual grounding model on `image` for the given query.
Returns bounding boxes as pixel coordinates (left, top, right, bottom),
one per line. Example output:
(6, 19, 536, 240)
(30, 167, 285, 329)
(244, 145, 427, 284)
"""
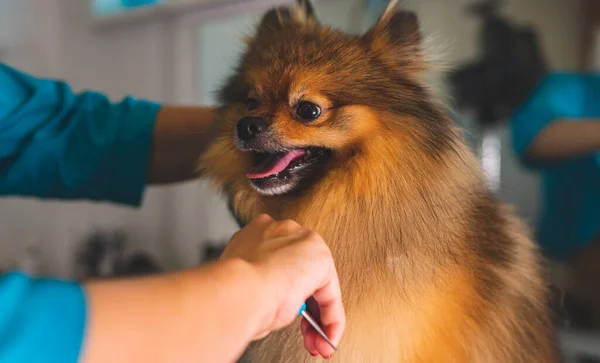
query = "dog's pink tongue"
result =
(247, 150, 306, 179)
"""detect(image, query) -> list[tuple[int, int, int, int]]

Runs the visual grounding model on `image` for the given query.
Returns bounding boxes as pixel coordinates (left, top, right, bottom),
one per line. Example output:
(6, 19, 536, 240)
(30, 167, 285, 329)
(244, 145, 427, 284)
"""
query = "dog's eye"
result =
(296, 101, 321, 122)
(247, 98, 259, 111)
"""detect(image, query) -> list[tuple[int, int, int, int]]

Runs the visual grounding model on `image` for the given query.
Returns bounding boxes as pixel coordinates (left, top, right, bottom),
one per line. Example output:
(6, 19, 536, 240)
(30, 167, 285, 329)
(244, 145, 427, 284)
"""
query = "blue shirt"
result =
(511, 72, 600, 261)
(0, 63, 161, 362)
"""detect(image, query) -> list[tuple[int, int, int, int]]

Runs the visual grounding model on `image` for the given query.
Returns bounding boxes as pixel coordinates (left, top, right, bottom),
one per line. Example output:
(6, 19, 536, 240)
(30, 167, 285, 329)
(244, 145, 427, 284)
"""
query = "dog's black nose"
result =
(237, 116, 268, 141)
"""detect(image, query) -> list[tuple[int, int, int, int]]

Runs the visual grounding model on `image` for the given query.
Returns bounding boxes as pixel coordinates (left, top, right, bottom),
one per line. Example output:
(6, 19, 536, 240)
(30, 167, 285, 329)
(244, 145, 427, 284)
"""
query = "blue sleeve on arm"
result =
(0, 273, 86, 363)
(0, 63, 161, 206)
(510, 73, 586, 169)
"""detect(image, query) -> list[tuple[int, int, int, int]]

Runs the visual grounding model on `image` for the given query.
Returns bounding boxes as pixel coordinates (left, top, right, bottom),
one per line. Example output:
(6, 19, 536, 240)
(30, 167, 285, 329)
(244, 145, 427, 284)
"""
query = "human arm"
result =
(81, 259, 270, 363)
(0, 259, 268, 363)
(511, 73, 595, 167)
(219, 214, 345, 358)
(0, 215, 343, 363)
(525, 120, 600, 163)
(148, 105, 215, 184)
(0, 62, 215, 205)
(81, 215, 344, 363)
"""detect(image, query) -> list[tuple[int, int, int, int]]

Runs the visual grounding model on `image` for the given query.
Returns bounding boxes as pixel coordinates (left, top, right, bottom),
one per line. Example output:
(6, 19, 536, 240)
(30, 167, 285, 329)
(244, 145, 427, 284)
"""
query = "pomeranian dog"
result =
(200, 0, 558, 361)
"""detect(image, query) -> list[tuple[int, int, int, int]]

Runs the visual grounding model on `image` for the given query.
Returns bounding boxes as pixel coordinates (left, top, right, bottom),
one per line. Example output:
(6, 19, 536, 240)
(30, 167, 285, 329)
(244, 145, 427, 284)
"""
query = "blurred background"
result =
(0, 0, 597, 360)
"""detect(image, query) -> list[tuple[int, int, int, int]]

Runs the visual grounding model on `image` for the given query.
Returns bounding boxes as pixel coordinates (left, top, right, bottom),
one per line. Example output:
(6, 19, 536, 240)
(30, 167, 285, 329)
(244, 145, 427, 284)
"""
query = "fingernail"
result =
(326, 353, 333, 360)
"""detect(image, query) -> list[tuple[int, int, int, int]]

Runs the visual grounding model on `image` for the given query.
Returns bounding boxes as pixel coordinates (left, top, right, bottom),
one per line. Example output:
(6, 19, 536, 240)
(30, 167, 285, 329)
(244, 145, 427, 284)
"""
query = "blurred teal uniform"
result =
(0, 63, 161, 362)
(511, 72, 600, 261)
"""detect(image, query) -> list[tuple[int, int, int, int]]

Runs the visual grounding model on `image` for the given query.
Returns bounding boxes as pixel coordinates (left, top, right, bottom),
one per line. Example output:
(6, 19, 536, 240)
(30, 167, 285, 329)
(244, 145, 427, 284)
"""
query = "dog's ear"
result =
(293, 0, 318, 25)
(258, 0, 318, 32)
(258, 7, 293, 32)
(362, 1, 425, 74)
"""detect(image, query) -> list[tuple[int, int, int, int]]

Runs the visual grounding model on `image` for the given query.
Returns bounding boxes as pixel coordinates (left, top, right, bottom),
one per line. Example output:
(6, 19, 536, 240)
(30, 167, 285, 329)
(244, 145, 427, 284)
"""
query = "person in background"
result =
(511, 71, 600, 328)
(0, 62, 345, 362)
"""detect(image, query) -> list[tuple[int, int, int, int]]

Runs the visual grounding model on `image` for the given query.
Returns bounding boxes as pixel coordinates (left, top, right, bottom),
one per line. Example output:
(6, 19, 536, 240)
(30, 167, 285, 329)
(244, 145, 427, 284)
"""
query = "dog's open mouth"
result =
(246, 147, 331, 196)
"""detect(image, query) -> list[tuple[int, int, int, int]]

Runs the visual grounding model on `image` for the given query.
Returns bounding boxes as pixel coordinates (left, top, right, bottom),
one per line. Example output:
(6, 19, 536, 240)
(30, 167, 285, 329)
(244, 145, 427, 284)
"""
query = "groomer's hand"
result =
(221, 214, 345, 359)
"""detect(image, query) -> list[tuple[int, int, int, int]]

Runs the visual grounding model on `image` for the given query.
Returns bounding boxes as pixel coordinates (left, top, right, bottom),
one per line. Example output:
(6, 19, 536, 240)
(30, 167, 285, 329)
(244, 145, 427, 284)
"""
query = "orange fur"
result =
(199, 1, 558, 362)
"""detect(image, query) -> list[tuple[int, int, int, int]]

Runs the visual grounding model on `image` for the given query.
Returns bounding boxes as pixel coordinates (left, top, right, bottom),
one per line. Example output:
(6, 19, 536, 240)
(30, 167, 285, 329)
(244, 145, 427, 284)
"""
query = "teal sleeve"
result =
(0, 272, 86, 363)
(0, 62, 161, 206)
(510, 73, 586, 169)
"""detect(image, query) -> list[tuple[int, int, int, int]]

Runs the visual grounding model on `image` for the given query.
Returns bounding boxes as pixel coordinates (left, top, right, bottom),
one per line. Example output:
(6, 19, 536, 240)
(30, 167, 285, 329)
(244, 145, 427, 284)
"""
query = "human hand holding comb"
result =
(221, 214, 345, 359)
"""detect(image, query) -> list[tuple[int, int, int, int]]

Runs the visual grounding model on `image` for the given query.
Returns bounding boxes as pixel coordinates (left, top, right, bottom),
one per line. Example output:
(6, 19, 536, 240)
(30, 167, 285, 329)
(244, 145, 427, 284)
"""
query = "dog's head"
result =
(202, 0, 453, 207)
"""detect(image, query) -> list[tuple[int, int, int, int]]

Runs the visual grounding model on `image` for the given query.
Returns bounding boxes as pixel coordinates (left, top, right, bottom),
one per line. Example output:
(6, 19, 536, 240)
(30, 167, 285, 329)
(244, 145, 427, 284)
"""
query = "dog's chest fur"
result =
(230, 157, 557, 362)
